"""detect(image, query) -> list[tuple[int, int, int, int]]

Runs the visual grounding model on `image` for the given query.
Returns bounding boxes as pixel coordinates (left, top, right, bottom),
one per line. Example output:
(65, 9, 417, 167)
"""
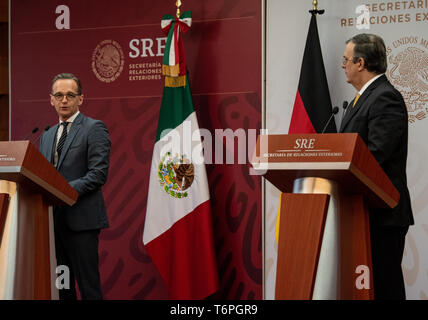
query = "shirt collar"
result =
(59, 110, 80, 125)
(358, 73, 384, 96)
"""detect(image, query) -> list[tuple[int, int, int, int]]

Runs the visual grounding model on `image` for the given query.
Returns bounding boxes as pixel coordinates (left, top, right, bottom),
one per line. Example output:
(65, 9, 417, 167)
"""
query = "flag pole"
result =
(176, 0, 182, 18)
(310, 0, 325, 15)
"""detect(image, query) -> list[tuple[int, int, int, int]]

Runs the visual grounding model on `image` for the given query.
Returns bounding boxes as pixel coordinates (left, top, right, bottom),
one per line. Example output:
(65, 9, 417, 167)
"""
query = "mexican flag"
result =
(143, 11, 219, 300)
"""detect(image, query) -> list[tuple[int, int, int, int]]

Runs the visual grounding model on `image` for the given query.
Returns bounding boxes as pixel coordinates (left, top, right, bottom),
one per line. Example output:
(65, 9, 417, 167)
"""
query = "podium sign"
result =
(253, 133, 399, 208)
(0, 141, 76, 206)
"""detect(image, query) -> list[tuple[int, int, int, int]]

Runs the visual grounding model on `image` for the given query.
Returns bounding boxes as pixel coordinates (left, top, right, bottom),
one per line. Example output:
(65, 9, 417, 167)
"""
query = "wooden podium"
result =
(252, 133, 399, 300)
(0, 141, 78, 299)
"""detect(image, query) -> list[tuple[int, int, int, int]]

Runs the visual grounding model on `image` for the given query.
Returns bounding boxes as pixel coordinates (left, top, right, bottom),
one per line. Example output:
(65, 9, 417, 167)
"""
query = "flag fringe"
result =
(163, 64, 180, 77)
(165, 75, 186, 88)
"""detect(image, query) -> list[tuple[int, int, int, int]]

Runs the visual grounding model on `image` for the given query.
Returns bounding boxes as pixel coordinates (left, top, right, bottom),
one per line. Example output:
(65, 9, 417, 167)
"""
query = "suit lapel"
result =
(340, 93, 368, 131)
(57, 113, 83, 170)
(42, 124, 58, 164)
(340, 75, 387, 132)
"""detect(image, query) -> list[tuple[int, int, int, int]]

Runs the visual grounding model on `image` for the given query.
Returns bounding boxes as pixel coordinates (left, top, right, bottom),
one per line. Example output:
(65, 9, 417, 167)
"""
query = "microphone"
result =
(23, 127, 39, 140)
(33, 125, 51, 146)
(342, 100, 349, 111)
(342, 101, 349, 117)
(339, 101, 349, 130)
(321, 106, 339, 134)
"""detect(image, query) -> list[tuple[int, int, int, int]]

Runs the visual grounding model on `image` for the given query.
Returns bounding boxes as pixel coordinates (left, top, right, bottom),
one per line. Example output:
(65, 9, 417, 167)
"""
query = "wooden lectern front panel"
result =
(338, 194, 374, 300)
(0, 184, 51, 299)
(32, 196, 52, 299)
(275, 193, 330, 300)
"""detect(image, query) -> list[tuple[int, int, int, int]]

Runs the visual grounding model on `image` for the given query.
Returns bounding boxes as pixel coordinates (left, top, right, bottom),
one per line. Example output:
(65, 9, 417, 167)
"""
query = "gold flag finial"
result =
(313, 0, 318, 10)
(176, 0, 182, 18)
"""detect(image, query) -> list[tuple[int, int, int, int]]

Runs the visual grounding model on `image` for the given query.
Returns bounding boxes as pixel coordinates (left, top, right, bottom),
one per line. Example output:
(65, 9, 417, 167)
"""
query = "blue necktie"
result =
(57, 122, 69, 158)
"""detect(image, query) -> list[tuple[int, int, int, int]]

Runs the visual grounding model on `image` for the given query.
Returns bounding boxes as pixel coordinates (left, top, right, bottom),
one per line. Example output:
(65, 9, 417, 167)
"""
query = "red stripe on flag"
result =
(173, 23, 180, 66)
(145, 200, 218, 300)
(289, 90, 316, 134)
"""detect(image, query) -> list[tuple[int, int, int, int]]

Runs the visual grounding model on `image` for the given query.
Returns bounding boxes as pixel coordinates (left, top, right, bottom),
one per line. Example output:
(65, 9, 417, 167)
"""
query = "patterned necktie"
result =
(57, 122, 69, 158)
(352, 93, 360, 107)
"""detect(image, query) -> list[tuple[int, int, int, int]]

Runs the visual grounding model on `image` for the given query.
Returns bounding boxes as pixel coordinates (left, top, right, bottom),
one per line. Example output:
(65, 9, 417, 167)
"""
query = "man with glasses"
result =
(339, 34, 413, 300)
(39, 73, 111, 299)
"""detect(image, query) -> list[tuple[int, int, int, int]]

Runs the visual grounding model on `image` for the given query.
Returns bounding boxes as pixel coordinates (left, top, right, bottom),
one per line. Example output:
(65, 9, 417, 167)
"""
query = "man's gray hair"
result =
(346, 33, 387, 74)
(51, 73, 82, 94)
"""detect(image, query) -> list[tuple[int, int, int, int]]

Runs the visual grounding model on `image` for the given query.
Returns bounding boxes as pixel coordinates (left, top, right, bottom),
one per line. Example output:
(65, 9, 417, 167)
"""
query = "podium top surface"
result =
(0, 140, 78, 206)
(252, 133, 399, 209)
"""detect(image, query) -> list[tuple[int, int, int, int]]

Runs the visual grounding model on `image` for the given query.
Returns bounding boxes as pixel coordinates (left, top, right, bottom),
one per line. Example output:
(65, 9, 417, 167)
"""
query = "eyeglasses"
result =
(342, 56, 358, 65)
(52, 92, 80, 101)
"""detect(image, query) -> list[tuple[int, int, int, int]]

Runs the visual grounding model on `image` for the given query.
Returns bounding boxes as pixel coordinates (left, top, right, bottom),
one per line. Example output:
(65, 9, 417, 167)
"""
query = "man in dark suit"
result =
(340, 34, 413, 299)
(39, 73, 111, 299)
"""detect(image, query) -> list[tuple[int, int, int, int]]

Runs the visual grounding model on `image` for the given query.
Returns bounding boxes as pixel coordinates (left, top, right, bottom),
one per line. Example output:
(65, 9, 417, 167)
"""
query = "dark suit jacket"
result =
(340, 75, 413, 227)
(40, 112, 111, 231)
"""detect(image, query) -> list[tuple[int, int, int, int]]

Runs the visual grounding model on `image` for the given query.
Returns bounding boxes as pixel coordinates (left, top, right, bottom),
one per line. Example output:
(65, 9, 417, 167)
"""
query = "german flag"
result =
(288, 12, 336, 134)
(276, 11, 335, 242)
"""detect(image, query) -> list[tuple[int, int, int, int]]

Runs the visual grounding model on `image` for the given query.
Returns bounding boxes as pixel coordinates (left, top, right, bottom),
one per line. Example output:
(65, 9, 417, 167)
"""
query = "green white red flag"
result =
(143, 11, 219, 300)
